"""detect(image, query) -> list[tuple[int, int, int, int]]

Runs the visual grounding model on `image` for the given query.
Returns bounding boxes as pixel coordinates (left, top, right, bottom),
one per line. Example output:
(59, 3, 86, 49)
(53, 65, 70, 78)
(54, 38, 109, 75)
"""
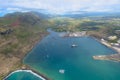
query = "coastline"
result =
(61, 31, 87, 38)
(1, 32, 49, 80)
(72, 35, 120, 62)
(19, 65, 50, 80)
(2, 31, 120, 80)
(93, 38, 120, 62)
(4, 70, 46, 80)
(28, 68, 50, 80)
(3, 62, 50, 80)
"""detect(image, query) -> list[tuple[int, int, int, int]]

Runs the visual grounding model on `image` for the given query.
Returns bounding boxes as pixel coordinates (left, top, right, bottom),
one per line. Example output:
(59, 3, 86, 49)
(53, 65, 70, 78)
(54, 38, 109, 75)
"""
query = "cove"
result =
(4, 70, 45, 80)
(24, 30, 120, 80)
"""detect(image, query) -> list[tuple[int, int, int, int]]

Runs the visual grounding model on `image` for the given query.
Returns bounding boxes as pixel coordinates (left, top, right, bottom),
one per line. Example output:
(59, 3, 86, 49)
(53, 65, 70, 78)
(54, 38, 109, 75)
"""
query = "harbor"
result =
(93, 38, 120, 62)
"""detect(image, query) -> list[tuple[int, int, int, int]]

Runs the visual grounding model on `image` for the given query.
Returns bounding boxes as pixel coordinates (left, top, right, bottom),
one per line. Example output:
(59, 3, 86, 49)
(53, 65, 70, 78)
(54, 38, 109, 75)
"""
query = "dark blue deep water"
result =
(22, 30, 120, 80)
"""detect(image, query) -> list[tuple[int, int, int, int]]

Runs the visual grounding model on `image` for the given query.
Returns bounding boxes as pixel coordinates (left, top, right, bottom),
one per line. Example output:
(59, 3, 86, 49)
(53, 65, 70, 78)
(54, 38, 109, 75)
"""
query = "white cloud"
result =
(0, 0, 120, 13)
(85, 7, 112, 12)
(6, 8, 22, 11)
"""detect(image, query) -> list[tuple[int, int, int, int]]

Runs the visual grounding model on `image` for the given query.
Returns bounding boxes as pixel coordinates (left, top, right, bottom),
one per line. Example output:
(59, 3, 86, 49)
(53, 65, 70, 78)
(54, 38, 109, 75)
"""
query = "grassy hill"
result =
(0, 12, 51, 79)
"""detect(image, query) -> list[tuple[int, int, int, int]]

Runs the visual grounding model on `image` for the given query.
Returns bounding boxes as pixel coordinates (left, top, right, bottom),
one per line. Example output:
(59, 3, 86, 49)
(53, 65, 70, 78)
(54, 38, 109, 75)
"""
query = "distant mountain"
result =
(30, 11, 51, 19)
(60, 11, 120, 18)
(5, 11, 50, 19)
(1, 11, 120, 27)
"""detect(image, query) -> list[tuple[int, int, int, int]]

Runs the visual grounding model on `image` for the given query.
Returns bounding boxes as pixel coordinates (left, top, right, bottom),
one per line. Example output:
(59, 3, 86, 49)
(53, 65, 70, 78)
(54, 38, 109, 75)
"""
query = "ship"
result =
(71, 44, 78, 48)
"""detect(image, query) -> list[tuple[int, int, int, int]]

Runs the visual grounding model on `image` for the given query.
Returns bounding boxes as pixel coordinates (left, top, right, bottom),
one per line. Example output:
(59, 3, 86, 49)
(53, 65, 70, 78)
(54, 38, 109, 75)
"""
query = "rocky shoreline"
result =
(59, 32, 120, 62)
(93, 39, 120, 62)
(0, 32, 49, 80)
(3, 66, 50, 80)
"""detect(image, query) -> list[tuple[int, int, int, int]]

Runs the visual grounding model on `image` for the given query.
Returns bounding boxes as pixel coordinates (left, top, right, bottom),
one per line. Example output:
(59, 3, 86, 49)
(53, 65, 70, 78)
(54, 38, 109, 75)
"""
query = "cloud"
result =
(6, 8, 22, 11)
(0, 0, 120, 14)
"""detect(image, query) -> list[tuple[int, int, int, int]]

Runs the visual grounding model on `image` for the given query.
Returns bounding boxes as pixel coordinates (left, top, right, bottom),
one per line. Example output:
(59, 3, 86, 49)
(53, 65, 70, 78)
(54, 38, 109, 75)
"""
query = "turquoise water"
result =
(4, 70, 44, 80)
(24, 30, 120, 80)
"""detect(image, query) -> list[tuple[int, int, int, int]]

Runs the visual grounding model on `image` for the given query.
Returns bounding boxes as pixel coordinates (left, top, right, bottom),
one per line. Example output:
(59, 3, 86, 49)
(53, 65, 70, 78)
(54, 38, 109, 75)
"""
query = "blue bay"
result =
(23, 31, 120, 80)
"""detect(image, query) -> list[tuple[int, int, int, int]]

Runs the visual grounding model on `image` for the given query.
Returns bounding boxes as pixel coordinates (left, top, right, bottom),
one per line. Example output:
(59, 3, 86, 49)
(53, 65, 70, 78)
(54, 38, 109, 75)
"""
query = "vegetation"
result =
(0, 12, 120, 79)
(0, 12, 51, 79)
(50, 17, 120, 39)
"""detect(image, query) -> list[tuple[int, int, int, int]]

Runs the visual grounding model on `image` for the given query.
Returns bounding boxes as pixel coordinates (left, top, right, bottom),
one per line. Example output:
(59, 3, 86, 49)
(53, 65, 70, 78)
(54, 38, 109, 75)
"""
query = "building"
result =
(108, 36, 117, 41)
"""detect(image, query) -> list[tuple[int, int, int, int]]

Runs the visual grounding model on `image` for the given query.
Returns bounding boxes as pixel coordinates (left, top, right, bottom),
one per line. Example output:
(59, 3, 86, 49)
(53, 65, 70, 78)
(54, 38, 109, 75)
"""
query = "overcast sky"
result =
(0, 0, 120, 15)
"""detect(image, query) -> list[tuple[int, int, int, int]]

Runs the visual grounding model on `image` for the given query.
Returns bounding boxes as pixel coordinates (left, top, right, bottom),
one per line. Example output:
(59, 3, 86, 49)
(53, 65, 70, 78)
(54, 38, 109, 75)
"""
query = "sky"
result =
(0, 0, 120, 15)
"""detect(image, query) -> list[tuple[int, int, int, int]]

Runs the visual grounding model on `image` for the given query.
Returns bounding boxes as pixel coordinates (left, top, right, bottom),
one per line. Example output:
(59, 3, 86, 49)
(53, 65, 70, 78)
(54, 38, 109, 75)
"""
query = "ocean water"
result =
(4, 70, 44, 80)
(24, 30, 120, 80)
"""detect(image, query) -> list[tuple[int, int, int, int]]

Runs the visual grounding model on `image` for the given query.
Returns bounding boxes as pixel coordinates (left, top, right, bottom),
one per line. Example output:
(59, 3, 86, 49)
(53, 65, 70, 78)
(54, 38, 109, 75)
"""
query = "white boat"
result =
(71, 44, 78, 47)
(59, 69, 65, 74)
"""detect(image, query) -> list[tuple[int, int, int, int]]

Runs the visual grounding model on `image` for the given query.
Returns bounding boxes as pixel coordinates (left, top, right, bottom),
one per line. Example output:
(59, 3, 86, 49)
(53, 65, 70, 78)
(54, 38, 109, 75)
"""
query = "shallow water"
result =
(24, 31, 120, 80)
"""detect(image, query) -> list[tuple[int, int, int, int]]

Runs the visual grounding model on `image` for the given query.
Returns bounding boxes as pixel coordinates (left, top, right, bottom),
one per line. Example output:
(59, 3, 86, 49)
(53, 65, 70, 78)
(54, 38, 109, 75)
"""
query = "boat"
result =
(71, 44, 78, 48)
(59, 69, 65, 74)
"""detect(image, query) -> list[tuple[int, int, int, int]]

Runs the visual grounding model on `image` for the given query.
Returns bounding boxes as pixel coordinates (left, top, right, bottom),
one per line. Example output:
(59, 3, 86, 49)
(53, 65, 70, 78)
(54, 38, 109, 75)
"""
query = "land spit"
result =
(93, 39, 120, 62)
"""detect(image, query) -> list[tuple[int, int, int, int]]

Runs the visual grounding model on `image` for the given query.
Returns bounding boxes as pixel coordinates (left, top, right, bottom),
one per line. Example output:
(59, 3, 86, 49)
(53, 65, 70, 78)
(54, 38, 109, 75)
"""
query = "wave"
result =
(4, 70, 46, 80)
